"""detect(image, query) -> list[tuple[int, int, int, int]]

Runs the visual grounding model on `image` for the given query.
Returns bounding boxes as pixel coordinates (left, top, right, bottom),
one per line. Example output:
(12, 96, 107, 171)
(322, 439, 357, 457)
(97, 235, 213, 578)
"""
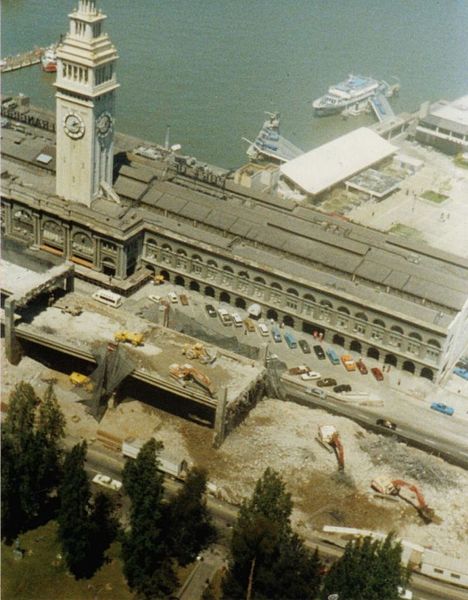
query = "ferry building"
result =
(1, 0, 468, 385)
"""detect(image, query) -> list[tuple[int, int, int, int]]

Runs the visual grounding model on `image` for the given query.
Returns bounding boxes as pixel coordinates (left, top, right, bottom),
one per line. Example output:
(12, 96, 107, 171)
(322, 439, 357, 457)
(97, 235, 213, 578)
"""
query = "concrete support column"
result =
(63, 224, 71, 258)
(32, 212, 41, 246)
(65, 266, 75, 293)
(115, 245, 126, 280)
(94, 236, 101, 271)
(3, 202, 13, 235)
(213, 386, 228, 448)
(4, 298, 22, 365)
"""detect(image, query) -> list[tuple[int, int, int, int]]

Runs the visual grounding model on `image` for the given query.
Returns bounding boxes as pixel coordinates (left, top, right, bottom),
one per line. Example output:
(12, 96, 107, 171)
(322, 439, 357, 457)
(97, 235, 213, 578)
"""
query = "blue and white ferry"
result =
(312, 74, 399, 116)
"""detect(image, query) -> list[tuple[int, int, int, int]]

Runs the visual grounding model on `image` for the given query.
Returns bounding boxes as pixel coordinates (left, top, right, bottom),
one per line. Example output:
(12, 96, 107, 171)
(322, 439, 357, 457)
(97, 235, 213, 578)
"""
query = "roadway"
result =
(79, 437, 468, 600)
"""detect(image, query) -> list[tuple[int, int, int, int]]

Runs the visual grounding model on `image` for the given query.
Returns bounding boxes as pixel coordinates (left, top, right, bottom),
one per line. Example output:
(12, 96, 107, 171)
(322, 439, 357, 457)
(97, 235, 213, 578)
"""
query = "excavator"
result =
(371, 476, 435, 523)
(182, 342, 217, 364)
(169, 363, 216, 397)
(317, 425, 345, 470)
(153, 274, 165, 285)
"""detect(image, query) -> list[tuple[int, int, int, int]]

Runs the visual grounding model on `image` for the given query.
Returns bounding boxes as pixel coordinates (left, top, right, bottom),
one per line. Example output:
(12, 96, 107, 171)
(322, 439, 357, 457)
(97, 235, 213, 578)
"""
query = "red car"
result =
(356, 359, 368, 375)
(371, 367, 384, 381)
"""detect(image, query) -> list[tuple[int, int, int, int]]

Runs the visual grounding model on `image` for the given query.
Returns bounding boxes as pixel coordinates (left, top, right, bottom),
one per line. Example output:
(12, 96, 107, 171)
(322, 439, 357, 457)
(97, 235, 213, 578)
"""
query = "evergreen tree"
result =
(122, 438, 178, 598)
(57, 441, 95, 578)
(320, 532, 410, 600)
(167, 467, 217, 566)
(222, 468, 322, 600)
(1, 382, 65, 540)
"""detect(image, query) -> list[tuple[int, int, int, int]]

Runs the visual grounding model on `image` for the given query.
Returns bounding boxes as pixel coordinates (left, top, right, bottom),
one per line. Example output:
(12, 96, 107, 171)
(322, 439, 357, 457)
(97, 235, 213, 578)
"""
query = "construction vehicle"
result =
(169, 363, 216, 396)
(114, 331, 144, 346)
(69, 372, 93, 391)
(153, 274, 165, 285)
(371, 476, 435, 523)
(182, 342, 217, 364)
(317, 425, 345, 470)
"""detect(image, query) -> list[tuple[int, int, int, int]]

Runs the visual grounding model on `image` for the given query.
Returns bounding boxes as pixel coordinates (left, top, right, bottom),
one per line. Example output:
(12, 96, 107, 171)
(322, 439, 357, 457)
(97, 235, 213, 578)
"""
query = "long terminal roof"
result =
(2, 122, 468, 331)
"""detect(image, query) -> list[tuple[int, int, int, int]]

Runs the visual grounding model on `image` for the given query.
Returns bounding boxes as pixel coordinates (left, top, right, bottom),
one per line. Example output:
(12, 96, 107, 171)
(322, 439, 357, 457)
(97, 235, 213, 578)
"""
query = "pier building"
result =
(1, 0, 468, 386)
(416, 95, 468, 155)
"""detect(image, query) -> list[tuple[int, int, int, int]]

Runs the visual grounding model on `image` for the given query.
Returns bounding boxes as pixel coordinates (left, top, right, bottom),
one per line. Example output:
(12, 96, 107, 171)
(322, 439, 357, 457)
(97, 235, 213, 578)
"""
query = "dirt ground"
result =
(2, 352, 468, 562)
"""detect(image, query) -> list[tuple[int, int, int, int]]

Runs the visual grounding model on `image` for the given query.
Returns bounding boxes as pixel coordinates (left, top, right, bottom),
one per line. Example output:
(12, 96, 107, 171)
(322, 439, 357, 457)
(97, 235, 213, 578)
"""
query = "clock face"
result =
(64, 112, 85, 139)
(96, 112, 112, 137)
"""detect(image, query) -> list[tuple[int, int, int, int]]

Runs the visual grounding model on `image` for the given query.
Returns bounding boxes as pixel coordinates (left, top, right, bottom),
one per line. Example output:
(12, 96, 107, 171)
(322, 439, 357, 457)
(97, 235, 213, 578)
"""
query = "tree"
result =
(320, 532, 410, 600)
(122, 438, 178, 598)
(222, 468, 322, 600)
(166, 467, 216, 566)
(1, 382, 65, 541)
(57, 441, 95, 577)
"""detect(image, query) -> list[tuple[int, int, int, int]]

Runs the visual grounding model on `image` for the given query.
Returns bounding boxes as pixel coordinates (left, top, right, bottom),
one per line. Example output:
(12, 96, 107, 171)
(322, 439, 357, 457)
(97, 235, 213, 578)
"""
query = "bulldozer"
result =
(69, 371, 93, 392)
(371, 476, 435, 523)
(169, 363, 216, 396)
(317, 425, 345, 470)
(114, 331, 144, 346)
(153, 274, 165, 285)
(182, 342, 217, 364)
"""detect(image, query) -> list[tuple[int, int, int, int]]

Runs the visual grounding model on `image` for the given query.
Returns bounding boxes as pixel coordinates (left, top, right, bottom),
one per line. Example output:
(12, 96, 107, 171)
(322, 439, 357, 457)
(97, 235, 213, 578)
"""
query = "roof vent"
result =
(406, 254, 420, 264)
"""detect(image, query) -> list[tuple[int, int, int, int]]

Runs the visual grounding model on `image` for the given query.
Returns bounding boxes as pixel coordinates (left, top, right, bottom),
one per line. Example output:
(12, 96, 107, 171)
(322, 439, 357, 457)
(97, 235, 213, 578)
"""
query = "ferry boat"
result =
(41, 46, 57, 73)
(244, 112, 302, 164)
(312, 74, 399, 116)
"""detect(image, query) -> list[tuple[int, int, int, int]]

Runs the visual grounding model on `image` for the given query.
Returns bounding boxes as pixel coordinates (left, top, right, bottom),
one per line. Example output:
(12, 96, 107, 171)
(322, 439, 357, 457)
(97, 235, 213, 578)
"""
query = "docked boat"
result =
(41, 46, 57, 72)
(312, 74, 399, 116)
(244, 112, 303, 164)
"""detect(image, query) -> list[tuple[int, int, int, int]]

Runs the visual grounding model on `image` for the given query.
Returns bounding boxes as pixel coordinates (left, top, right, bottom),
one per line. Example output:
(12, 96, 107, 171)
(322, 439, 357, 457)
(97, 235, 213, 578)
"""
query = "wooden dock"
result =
(1, 48, 44, 73)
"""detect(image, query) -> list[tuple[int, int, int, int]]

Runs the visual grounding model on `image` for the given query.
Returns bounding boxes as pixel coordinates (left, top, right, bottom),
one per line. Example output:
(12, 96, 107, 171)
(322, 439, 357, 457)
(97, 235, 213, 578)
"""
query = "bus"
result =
(284, 331, 297, 349)
(92, 288, 123, 308)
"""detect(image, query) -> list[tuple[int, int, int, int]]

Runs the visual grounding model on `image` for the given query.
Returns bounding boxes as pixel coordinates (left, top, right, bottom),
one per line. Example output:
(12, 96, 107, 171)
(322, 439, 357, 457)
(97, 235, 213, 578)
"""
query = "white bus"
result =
(92, 288, 123, 308)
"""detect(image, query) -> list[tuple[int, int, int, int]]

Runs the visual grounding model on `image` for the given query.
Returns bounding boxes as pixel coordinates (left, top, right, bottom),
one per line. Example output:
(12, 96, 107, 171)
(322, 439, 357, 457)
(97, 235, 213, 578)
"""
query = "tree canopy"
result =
(320, 532, 410, 600)
(223, 467, 322, 600)
(1, 382, 65, 541)
(122, 438, 178, 599)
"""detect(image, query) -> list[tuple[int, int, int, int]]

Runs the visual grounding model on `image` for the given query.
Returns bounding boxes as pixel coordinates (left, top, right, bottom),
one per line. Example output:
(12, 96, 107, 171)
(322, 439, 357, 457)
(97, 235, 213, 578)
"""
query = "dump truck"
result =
(182, 342, 217, 364)
(317, 425, 345, 470)
(169, 363, 216, 396)
(69, 372, 93, 391)
(371, 476, 435, 523)
(114, 331, 144, 346)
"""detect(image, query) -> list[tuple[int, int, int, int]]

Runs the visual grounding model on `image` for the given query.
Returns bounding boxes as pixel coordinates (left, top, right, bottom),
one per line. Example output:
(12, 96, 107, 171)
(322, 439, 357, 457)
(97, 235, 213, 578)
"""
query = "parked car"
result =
(326, 348, 340, 365)
(333, 384, 352, 393)
(301, 371, 321, 381)
(371, 367, 384, 381)
(258, 322, 269, 336)
(232, 313, 243, 327)
(308, 387, 326, 399)
(92, 473, 122, 492)
(317, 378, 337, 387)
(218, 308, 232, 325)
(244, 318, 256, 332)
(271, 327, 282, 343)
(356, 359, 368, 375)
(288, 365, 309, 376)
(148, 294, 161, 304)
(179, 294, 189, 306)
(341, 354, 356, 372)
(168, 291, 178, 303)
(430, 402, 454, 416)
(299, 339, 311, 354)
(205, 304, 217, 318)
(313, 345, 326, 360)
(376, 418, 397, 430)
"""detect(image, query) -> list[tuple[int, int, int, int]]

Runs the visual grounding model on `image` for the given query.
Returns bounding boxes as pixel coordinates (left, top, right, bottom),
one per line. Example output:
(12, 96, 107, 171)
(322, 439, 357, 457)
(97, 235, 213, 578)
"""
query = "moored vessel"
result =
(41, 46, 57, 72)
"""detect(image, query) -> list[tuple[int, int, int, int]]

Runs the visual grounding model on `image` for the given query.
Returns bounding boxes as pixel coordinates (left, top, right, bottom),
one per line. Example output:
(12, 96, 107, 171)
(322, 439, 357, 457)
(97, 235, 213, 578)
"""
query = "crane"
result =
(317, 425, 345, 470)
(371, 476, 435, 523)
(169, 363, 216, 396)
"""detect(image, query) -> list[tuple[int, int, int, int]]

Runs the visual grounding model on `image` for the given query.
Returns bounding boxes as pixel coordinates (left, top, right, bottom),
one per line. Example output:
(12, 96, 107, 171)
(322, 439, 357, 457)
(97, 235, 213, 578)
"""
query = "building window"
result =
(337, 317, 348, 328)
(286, 298, 298, 310)
(371, 330, 383, 341)
(353, 322, 366, 334)
(389, 335, 402, 348)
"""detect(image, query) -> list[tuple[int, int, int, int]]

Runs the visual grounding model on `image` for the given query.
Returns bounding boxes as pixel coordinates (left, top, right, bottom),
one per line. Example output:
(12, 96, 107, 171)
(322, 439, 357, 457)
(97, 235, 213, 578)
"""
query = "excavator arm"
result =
(392, 479, 435, 523)
(331, 433, 345, 470)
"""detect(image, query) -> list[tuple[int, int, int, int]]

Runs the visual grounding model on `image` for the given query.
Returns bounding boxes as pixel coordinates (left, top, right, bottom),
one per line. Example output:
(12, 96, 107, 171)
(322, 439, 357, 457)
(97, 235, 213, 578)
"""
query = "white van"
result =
(258, 323, 269, 336)
(92, 289, 122, 308)
(168, 291, 178, 303)
(218, 308, 232, 325)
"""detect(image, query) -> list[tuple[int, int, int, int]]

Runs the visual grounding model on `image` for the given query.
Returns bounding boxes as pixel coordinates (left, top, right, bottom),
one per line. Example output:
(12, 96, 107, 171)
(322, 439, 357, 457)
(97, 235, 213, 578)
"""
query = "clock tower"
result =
(55, 0, 119, 206)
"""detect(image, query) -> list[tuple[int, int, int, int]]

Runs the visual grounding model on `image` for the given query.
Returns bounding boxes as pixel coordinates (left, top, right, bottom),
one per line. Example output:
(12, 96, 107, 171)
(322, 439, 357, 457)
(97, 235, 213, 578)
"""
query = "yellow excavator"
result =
(69, 372, 93, 392)
(169, 363, 216, 396)
(182, 342, 217, 364)
(153, 274, 165, 285)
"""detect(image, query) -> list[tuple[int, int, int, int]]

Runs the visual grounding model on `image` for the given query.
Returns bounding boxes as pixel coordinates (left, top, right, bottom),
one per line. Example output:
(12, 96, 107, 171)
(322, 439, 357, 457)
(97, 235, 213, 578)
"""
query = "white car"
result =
(149, 295, 161, 303)
(92, 473, 122, 492)
(232, 313, 243, 327)
(258, 323, 269, 336)
(168, 291, 178, 303)
(301, 371, 321, 381)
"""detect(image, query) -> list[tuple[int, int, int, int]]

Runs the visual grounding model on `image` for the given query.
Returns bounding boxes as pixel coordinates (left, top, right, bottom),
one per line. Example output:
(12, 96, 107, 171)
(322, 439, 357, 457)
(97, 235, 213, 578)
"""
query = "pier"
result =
(370, 93, 396, 123)
(1, 48, 44, 73)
